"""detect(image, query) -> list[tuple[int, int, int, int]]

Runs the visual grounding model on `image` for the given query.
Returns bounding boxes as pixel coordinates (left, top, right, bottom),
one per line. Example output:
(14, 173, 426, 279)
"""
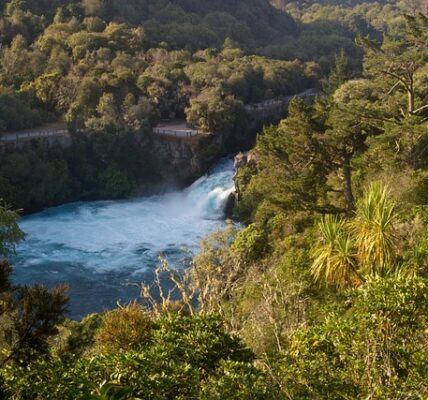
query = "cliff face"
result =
(150, 101, 291, 188)
(151, 132, 226, 187)
(0, 133, 72, 153)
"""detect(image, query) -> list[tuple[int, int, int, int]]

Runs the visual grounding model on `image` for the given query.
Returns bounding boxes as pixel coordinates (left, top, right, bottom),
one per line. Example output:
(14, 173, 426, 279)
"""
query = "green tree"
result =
(323, 49, 350, 95)
(186, 87, 243, 133)
(0, 201, 24, 259)
(355, 14, 428, 168)
(324, 97, 370, 212)
(0, 92, 41, 132)
(3, 284, 68, 363)
(254, 97, 330, 216)
(85, 92, 119, 132)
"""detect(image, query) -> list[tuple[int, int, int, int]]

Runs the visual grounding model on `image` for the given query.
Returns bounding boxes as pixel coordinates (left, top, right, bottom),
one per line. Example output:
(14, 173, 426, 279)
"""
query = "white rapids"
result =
(12, 157, 235, 319)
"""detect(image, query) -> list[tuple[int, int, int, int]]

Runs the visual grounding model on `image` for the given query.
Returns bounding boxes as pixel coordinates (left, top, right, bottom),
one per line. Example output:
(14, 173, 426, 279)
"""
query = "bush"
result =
(231, 223, 268, 262)
(1, 313, 257, 400)
(95, 302, 153, 352)
(0, 92, 42, 132)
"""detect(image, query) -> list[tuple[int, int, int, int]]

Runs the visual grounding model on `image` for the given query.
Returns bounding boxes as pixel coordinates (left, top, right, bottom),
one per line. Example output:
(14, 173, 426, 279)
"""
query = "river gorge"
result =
(11, 158, 235, 320)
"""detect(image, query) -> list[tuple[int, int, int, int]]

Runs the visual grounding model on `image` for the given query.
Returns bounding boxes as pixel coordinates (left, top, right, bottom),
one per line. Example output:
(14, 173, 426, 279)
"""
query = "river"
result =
(11, 158, 235, 319)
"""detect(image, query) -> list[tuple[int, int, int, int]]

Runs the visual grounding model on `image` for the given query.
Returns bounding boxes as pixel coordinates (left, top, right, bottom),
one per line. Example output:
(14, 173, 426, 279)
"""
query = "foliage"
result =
(351, 182, 398, 274)
(1, 313, 259, 400)
(0, 92, 42, 132)
(231, 223, 268, 263)
(95, 302, 153, 352)
(0, 207, 68, 366)
(0, 201, 25, 259)
(1, 1, 428, 399)
(235, 97, 330, 225)
(266, 276, 428, 399)
(58, 313, 102, 358)
(311, 214, 360, 289)
(200, 361, 282, 400)
(186, 87, 243, 133)
(311, 183, 399, 289)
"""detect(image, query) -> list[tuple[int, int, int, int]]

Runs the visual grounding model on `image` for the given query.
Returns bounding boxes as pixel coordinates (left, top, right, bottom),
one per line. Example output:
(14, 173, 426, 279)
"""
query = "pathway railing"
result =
(0, 127, 86, 142)
(152, 128, 205, 137)
(243, 89, 316, 113)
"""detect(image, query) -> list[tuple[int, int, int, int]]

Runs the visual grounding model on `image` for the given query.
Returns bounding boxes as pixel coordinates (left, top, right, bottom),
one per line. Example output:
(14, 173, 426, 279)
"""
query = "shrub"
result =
(95, 302, 153, 352)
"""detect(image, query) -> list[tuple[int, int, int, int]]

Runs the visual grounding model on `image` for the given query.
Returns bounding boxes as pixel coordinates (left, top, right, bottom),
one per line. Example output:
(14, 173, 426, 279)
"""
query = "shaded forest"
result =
(0, 0, 428, 399)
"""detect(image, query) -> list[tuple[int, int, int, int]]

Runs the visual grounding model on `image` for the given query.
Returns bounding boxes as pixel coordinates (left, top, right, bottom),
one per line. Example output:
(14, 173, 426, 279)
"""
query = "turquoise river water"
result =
(11, 158, 235, 319)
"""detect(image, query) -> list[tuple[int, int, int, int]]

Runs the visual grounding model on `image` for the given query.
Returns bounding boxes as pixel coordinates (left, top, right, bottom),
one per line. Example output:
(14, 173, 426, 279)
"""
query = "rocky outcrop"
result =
(234, 151, 258, 169)
(0, 132, 72, 153)
(150, 114, 265, 186)
(232, 151, 259, 204)
(224, 192, 236, 219)
(151, 132, 226, 187)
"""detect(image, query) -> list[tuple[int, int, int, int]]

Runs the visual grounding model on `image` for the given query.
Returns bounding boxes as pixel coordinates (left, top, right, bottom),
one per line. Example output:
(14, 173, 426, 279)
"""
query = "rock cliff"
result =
(151, 132, 226, 187)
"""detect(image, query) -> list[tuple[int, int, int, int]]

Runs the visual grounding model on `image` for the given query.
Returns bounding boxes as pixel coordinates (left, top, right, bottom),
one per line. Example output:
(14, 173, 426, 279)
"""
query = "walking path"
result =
(152, 120, 210, 138)
(0, 89, 316, 144)
(0, 123, 71, 142)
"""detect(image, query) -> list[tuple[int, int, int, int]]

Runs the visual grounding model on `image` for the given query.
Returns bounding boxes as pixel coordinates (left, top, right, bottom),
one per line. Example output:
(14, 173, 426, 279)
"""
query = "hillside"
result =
(0, 0, 329, 210)
(0, 2, 427, 399)
(0, 0, 298, 49)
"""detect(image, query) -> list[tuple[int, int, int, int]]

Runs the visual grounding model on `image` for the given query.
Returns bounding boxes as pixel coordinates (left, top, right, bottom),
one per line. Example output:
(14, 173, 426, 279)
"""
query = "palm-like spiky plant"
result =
(311, 215, 362, 289)
(311, 183, 399, 289)
(351, 182, 397, 276)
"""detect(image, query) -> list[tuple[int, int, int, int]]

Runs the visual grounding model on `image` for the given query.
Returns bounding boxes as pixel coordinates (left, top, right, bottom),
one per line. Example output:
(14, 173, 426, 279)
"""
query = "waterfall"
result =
(185, 158, 235, 218)
(12, 157, 235, 319)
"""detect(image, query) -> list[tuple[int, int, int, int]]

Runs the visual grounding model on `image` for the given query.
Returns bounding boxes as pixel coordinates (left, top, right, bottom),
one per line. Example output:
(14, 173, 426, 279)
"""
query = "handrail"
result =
(152, 128, 205, 137)
(243, 89, 317, 112)
(0, 128, 73, 142)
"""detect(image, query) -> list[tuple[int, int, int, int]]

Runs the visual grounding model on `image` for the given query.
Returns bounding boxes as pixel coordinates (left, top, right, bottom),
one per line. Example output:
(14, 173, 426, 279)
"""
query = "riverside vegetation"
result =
(1, 0, 428, 399)
(0, 0, 314, 212)
(0, 0, 400, 212)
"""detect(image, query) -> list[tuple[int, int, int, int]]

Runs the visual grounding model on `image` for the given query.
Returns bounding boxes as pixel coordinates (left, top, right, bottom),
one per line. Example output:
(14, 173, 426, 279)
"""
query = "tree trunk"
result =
(343, 155, 355, 213)
(408, 75, 415, 115)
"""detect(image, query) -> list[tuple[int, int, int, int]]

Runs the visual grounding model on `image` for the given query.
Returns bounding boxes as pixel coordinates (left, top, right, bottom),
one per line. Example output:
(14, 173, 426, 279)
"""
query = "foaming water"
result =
(12, 158, 235, 319)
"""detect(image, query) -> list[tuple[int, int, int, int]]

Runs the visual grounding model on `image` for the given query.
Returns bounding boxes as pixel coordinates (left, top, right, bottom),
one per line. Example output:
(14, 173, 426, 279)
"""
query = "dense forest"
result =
(0, 0, 404, 211)
(0, 0, 318, 211)
(1, 0, 428, 398)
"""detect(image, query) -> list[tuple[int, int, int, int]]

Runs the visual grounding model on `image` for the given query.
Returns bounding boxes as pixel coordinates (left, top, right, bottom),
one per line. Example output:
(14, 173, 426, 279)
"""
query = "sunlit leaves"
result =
(0, 201, 24, 259)
(311, 183, 399, 289)
(351, 182, 397, 275)
(311, 215, 360, 289)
